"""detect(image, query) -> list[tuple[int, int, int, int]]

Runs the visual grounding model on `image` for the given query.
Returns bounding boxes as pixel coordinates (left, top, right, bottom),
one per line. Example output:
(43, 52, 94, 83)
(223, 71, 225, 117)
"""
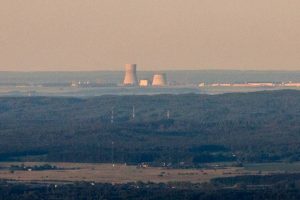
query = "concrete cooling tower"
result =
(152, 73, 167, 86)
(123, 64, 138, 86)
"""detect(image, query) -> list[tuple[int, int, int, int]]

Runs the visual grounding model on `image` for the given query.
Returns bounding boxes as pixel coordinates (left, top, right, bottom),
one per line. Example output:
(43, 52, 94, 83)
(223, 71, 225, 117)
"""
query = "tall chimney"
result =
(123, 64, 138, 86)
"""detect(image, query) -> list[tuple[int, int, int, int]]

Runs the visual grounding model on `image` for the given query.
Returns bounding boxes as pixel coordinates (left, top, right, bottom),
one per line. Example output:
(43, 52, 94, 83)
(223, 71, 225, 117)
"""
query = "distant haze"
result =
(0, 0, 299, 71)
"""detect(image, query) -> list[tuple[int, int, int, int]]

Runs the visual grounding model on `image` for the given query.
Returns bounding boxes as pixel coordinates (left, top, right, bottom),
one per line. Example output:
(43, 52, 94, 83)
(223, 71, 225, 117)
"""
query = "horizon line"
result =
(0, 69, 300, 73)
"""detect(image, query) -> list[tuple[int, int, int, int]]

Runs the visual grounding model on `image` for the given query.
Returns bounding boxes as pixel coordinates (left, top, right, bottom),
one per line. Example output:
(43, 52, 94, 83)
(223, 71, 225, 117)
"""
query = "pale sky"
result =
(0, 0, 299, 71)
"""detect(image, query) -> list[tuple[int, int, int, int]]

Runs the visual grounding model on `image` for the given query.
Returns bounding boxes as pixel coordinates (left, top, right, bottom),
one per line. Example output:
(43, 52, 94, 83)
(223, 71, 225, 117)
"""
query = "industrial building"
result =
(139, 79, 150, 87)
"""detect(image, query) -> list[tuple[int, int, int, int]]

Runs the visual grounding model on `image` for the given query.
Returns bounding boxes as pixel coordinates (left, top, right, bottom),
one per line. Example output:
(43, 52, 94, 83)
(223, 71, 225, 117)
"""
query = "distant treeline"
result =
(9, 164, 58, 171)
(0, 90, 299, 164)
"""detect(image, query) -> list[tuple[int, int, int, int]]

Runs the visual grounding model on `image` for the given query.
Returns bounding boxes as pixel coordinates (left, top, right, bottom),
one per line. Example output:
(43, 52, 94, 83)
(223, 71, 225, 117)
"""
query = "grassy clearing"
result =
(2, 162, 299, 184)
(0, 162, 254, 184)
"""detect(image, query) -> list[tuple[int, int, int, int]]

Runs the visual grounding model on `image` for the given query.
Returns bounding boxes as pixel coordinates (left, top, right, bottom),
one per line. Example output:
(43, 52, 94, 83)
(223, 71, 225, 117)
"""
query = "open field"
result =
(0, 162, 263, 184)
(1, 162, 298, 184)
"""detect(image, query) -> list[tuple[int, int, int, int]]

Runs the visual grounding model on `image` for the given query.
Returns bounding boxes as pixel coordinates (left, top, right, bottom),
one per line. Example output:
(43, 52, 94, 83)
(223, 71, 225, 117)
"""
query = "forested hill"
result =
(0, 90, 299, 164)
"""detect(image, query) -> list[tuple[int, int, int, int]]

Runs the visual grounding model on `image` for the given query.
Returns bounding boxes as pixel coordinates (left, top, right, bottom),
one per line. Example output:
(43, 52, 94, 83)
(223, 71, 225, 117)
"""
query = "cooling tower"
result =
(152, 73, 167, 86)
(123, 64, 138, 86)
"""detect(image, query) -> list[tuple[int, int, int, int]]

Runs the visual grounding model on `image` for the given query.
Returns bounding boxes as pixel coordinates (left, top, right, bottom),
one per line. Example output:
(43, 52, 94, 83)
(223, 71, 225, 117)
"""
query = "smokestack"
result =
(123, 64, 138, 86)
(152, 73, 167, 86)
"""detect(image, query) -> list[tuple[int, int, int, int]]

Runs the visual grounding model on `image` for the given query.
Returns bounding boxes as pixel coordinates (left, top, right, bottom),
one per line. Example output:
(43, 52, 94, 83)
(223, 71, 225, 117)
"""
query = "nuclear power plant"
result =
(152, 73, 167, 87)
(123, 64, 138, 86)
(122, 64, 168, 87)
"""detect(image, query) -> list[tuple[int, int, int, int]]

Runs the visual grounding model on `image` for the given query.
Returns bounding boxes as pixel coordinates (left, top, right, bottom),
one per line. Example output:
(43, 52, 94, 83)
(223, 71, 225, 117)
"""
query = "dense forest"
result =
(0, 90, 299, 164)
(2, 173, 300, 200)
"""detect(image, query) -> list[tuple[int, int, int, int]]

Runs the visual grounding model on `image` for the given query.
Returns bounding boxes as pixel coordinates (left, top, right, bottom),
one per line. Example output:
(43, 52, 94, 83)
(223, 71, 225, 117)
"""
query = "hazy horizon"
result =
(1, 0, 299, 71)
(0, 69, 300, 73)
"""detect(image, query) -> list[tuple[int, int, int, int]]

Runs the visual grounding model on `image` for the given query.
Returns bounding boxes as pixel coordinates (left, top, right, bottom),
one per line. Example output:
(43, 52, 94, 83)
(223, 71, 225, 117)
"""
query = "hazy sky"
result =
(0, 0, 299, 71)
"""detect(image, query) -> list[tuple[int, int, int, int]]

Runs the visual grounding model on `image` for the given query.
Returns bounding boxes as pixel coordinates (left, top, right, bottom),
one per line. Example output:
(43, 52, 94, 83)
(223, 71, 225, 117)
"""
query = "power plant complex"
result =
(69, 63, 300, 91)
(123, 64, 167, 87)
